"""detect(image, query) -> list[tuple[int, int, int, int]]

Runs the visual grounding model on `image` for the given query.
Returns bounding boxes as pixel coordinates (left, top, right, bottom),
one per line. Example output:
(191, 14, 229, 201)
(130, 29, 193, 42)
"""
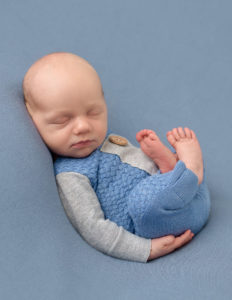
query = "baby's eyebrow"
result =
(45, 111, 69, 120)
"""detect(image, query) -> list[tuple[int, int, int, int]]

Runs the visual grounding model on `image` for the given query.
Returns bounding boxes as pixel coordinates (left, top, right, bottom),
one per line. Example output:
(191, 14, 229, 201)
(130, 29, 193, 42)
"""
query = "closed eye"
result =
(50, 117, 70, 125)
(87, 109, 102, 116)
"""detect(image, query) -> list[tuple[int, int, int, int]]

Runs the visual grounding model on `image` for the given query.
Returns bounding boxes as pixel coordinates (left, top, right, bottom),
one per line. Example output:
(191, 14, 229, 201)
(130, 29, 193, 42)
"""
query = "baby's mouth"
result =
(71, 140, 94, 149)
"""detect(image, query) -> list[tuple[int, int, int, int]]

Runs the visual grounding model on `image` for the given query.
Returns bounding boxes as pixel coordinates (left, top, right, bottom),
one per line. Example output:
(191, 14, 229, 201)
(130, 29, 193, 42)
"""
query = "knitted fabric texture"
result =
(54, 139, 211, 238)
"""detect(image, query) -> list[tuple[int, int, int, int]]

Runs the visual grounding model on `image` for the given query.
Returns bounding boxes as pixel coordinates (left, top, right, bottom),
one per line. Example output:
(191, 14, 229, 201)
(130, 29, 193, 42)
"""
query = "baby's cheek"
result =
(47, 134, 65, 150)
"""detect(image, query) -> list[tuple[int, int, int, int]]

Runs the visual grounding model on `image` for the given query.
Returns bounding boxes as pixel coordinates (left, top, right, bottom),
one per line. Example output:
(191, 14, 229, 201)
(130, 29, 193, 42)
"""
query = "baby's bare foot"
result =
(166, 127, 203, 184)
(136, 129, 177, 173)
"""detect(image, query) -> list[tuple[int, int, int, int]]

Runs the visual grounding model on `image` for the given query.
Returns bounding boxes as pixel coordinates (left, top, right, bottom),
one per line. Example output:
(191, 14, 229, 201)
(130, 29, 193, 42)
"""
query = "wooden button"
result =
(109, 135, 128, 146)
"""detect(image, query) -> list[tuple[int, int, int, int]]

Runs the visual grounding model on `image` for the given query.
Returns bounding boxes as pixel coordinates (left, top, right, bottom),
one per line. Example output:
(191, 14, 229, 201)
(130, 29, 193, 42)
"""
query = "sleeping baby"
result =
(22, 52, 210, 262)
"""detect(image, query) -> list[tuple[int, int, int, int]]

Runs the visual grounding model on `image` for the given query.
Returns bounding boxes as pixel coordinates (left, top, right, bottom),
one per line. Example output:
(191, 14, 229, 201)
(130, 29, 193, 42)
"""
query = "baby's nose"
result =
(73, 116, 91, 134)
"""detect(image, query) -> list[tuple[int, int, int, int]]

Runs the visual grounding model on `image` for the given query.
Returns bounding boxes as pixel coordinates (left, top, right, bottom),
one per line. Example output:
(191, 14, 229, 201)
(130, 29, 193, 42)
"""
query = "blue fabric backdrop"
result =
(1, 1, 232, 299)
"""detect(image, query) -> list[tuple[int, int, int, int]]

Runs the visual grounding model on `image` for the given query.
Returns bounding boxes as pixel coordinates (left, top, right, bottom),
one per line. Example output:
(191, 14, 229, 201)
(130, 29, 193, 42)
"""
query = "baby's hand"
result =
(148, 230, 194, 261)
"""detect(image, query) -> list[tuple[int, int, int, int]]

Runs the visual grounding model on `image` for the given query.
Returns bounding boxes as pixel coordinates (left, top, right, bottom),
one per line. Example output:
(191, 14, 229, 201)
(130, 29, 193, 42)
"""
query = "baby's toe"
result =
(190, 130, 197, 139)
(172, 128, 181, 141)
(177, 127, 186, 138)
(149, 131, 158, 141)
(167, 132, 177, 147)
(136, 130, 145, 142)
(184, 127, 192, 138)
(136, 129, 152, 142)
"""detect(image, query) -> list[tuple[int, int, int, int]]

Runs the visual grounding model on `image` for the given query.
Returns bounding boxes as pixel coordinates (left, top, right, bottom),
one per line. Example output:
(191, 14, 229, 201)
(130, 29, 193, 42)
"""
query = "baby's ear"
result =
(25, 101, 30, 113)
(24, 101, 33, 116)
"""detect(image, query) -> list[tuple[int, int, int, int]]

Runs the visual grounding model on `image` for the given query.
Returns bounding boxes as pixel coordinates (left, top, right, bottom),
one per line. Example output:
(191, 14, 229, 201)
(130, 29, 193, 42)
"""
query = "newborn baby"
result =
(23, 52, 210, 262)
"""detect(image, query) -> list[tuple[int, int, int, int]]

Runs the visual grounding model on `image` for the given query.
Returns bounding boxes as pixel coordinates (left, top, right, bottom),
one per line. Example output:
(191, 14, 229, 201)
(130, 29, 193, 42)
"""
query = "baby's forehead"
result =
(23, 53, 103, 108)
(27, 53, 89, 76)
(24, 55, 73, 92)
(29, 54, 97, 87)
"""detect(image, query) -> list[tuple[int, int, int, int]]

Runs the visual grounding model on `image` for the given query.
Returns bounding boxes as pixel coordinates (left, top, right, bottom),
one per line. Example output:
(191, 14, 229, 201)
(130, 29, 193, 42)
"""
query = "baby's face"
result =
(25, 55, 108, 158)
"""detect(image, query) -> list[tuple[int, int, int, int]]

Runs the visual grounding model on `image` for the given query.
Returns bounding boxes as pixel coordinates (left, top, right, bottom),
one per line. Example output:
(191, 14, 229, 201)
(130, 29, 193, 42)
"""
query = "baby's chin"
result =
(67, 146, 97, 158)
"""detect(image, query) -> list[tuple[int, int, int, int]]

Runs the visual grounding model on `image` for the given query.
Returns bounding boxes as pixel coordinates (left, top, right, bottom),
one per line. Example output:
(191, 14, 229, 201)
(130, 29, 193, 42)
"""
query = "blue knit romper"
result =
(54, 135, 211, 238)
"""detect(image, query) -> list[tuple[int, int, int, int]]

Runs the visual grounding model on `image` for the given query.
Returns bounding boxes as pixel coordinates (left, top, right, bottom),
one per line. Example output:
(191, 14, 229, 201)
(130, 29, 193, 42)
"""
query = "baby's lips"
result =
(71, 140, 93, 148)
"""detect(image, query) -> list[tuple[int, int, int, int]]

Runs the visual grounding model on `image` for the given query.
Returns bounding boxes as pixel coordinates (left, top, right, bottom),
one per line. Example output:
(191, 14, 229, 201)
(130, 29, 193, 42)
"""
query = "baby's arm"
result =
(56, 172, 151, 262)
(56, 172, 194, 262)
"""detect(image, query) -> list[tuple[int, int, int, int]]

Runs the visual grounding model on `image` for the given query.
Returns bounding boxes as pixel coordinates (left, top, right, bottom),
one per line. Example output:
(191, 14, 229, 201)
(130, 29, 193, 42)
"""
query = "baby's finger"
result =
(173, 230, 193, 250)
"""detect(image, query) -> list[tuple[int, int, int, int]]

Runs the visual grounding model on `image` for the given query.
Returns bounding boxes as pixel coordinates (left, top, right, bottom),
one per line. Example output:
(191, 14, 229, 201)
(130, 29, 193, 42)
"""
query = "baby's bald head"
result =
(22, 52, 108, 158)
(23, 52, 103, 113)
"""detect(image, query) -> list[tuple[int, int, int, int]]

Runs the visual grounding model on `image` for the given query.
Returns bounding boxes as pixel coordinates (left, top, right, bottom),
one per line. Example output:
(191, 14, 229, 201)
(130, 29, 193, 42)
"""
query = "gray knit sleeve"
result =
(56, 172, 151, 262)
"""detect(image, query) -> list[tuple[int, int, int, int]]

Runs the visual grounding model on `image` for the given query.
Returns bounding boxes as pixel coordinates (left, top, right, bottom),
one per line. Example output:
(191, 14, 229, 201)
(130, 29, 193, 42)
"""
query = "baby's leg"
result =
(136, 129, 177, 173)
(127, 161, 210, 238)
(128, 127, 209, 238)
(167, 127, 203, 184)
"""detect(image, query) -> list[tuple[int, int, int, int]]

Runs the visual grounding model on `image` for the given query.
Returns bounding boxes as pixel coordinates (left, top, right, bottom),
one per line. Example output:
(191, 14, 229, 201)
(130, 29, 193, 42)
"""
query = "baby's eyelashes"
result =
(87, 109, 103, 117)
(47, 108, 104, 125)
(50, 117, 70, 125)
